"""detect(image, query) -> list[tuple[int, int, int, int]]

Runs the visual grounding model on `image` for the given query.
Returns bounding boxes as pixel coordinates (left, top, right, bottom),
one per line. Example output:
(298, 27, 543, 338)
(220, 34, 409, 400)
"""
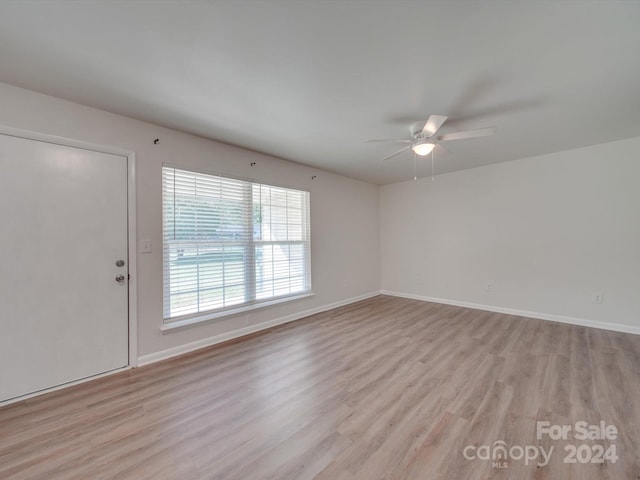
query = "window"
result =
(162, 166, 311, 323)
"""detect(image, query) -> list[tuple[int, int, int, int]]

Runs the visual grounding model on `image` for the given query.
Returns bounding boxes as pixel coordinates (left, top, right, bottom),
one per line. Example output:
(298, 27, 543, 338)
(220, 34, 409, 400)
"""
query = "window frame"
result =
(162, 165, 312, 329)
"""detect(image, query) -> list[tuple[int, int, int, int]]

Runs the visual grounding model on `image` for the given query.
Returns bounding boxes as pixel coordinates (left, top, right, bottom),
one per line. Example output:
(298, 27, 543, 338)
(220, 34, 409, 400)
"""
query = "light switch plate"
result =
(140, 239, 152, 253)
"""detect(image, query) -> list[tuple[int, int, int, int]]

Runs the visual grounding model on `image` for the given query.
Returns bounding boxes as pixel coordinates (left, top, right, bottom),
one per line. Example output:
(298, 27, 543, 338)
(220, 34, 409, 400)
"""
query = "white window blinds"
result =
(162, 166, 311, 322)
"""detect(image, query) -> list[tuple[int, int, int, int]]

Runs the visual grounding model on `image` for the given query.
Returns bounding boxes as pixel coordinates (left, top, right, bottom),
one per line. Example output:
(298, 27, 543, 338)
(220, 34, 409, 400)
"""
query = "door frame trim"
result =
(0, 125, 138, 373)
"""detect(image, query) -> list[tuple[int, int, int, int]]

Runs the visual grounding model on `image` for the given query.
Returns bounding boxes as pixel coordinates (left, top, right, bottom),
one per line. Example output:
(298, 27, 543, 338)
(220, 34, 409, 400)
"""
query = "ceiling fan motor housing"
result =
(409, 121, 428, 139)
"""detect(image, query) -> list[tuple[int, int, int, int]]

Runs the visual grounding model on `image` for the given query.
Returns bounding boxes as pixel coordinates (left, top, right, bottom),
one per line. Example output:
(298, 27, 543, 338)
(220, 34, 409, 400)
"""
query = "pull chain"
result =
(414, 152, 417, 181)
(431, 149, 434, 181)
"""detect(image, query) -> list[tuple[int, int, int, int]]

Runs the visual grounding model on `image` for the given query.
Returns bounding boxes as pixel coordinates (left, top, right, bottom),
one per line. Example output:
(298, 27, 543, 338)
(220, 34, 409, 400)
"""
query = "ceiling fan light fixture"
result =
(412, 141, 435, 156)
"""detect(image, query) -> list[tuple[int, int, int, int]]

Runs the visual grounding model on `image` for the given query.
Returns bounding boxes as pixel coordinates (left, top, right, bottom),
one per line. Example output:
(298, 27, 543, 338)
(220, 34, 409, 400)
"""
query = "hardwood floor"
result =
(1, 295, 640, 479)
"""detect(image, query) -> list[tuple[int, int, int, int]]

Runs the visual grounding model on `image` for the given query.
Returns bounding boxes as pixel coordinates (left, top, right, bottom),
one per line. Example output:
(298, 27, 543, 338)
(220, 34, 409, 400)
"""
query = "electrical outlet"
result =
(592, 293, 604, 304)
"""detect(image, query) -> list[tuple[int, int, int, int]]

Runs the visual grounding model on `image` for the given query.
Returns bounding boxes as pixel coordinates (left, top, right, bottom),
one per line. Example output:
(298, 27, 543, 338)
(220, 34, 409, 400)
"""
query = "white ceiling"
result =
(0, 1, 639, 184)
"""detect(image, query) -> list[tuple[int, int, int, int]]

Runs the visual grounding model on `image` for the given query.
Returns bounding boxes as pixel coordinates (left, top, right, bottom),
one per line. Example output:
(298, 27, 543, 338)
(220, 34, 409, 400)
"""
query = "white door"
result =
(0, 133, 129, 402)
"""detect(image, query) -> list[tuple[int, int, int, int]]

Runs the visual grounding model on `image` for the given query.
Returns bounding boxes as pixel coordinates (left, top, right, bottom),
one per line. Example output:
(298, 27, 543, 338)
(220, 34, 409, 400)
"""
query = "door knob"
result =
(115, 275, 126, 284)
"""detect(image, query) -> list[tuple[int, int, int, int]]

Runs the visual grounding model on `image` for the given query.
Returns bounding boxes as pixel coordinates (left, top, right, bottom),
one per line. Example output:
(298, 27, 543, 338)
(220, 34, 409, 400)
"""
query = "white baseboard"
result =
(381, 290, 640, 336)
(137, 291, 381, 367)
(0, 366, 131, 408)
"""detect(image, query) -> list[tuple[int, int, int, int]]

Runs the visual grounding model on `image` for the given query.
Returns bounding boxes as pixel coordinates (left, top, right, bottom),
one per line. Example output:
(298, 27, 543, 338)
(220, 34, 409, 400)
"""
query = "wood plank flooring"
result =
(1, 295, 640, 479)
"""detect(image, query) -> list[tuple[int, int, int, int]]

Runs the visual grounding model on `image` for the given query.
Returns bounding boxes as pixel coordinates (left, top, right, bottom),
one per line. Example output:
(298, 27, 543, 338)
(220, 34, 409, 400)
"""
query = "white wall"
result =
(0, 82, 380, 360)
(380, 137, 640, 332)
(2, 79, 638, 369)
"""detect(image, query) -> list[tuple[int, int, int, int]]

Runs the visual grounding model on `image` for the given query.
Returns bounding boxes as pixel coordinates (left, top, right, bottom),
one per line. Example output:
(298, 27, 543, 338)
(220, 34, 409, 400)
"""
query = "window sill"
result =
(160, 292, 315, 332)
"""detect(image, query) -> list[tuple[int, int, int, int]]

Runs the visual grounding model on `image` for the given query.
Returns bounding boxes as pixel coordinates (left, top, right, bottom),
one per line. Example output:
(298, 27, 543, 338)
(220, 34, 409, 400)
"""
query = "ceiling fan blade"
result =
(382, 145, 411, 161)
(421, 115, 448, 137)
(365, 139, 411, 143)
(435, 143, 451, 156)
(445, 97, 546, 129)
(437, 126, 496, 142)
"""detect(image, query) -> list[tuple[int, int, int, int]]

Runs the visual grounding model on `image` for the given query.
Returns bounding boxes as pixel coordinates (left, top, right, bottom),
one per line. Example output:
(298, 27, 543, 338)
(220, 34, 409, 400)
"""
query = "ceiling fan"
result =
(366, 115, 496, 161)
